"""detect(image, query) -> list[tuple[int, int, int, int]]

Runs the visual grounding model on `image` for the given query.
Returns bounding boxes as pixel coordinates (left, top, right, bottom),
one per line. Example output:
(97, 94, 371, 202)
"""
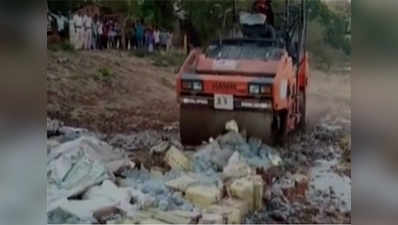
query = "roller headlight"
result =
(182, 81, 193, 89)
(249, 83, 271, 95)
(182, 80, 203, 91)
(192, 81, 203, 91)
(249, 84, 260, 94)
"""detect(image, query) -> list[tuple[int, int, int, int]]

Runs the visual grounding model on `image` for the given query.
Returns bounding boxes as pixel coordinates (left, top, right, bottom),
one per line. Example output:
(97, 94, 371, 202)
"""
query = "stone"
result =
(251, 175, 264, 210)
(185, 185, 222, 209)
(150, 167, 163, 178)
(140, 218, 167, 224)
(169, 210, 201, 220)
(47, 118, 63, 135)
(150, 141, 170, 154)
(81, 180, 153, 214)
(229, 175, 264, 211)
(57, 56, 69, 63)
(248, 137, 262, 152)
(217, 131, 246, 146)
(148, 208, 192, 224)
(51, 199, 119, 223)
(47, 139, 60, 151)
(199, 213, 224, 224)
(225, 120, 239, 132)
(222, 198, 250, 223)
(229, 177, 254, 211)
(222, 152, 253, 181)
(93, 206, 123, 224)
(165, 146, 191, 171)
(193, 140, 232, 171)
(47, 141, 114, 213)
(269, 154, 282, 166)
(165, 175, 198, 192)
(206, 198, 249, 224)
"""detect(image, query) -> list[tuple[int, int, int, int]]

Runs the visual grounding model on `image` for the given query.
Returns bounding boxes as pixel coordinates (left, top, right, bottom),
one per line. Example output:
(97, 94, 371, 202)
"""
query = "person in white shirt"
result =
(87, 16, 93, 50)
(82, 12, 92, 50)
(72, 11, 83, 50)
(153, 27, 160, 51)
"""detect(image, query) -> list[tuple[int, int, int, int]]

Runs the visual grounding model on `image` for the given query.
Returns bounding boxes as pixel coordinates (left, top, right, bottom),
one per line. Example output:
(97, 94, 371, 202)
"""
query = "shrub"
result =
(96, 67, 114, 81)
(60, 42, 75, 52)
(48, 41, 75, 52)
(151, 51, 186, 68)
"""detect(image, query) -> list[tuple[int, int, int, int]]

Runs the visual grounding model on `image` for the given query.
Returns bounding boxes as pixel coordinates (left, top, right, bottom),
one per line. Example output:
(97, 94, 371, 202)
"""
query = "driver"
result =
(253, 0, 274, 26)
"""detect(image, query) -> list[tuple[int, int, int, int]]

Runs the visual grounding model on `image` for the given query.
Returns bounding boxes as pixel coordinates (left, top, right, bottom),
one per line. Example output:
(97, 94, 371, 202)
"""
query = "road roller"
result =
(177, 0, 309, 146)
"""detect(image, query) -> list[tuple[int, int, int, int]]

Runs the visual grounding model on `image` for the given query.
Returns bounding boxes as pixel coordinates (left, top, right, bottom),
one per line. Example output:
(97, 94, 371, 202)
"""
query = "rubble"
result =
(185, 185, 223, 209)
(146, 208, 193, 224)
(206, 198, 249, 224)
(245, 120, 351, 224)
(228, 175, 265, 211)
(225, 120, 239, 133)
(123, 169, 195, 211)
(165, 146, 191, 171)
(48, 118, 350, 224)
(93, 206, 123, 224)
(47, 136, 137, 223)
(107, 130, 180, 151)
(222, 152, 253, 181)
(150, 141, 170, 154)
(166, 175, 199, 192)
(47, 118, 63, 136)
(199, 213, 224, 224)
(47, 122, 282, 224)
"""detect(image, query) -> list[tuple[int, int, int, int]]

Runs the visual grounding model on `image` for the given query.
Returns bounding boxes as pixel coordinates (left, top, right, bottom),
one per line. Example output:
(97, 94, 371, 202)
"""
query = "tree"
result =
(307, 0, 351, 55)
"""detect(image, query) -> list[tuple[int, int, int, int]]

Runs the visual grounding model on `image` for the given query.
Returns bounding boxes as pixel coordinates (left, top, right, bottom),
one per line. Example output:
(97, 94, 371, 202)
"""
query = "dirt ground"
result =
(307, 68, 351, 128)
(47, 49, 350, 133)
(47, 49, 179, 133)
(47, 49, 351, 223)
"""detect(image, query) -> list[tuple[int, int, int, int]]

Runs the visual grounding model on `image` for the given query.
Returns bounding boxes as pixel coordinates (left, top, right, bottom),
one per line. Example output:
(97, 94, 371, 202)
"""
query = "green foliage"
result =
(48, 41, 75, 52)
(139, 0, 176, 29)
(151, 51, 185, 68)
(180, 0, 245, 46)
(308, 21, 347, 71)
(60, 42, 75, 52)
(96, 67, 114, 81)
(307, 0, 351, 55)
(48, 0, 79, 15)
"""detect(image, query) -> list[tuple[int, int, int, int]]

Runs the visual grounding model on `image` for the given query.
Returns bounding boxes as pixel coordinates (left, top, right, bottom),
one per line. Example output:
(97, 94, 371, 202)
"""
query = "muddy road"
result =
(47, 49, 351, 223)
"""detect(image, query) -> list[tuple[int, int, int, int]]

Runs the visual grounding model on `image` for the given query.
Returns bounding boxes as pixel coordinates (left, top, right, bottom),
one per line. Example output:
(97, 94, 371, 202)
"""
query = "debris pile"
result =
(245, 122, 351, 224)
(47, 118, 350, 224)
(47, 119, 283, 224)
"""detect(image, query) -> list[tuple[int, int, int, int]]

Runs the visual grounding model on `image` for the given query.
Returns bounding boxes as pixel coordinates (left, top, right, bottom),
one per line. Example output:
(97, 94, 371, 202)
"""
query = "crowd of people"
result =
(69, 10, 173, 52)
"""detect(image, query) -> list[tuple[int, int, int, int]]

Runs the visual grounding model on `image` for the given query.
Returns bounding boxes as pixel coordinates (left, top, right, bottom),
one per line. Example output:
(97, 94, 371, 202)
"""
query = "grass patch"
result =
(150, 51, 186, 68)
(308, 21, 350, 72)
(95, 67, 115, 82)
(129, 48, 186, 68)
